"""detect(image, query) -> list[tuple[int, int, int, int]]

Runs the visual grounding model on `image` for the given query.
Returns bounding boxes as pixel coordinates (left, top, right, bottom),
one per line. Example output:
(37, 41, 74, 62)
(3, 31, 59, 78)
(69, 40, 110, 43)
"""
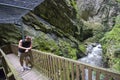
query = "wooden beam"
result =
(0, 49, 22, 80)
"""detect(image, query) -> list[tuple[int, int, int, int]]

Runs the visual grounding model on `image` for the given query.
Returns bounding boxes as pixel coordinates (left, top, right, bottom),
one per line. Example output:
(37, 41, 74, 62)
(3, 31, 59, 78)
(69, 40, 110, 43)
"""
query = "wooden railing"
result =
(0, 45, 22, 80)
(1, 44, 120, 80)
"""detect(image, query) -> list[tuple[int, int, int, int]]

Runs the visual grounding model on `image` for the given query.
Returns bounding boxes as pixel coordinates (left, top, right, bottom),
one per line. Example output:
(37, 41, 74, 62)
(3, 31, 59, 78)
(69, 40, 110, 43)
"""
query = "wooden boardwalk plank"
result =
(6, 53, 49, 80)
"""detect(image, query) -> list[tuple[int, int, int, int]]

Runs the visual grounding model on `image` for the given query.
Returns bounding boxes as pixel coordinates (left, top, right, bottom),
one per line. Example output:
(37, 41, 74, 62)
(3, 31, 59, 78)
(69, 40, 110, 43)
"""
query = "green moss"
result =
(100, 15, 120, 71)
(33, 0, 80, 40)
(79, 44, 86, 53)
(33, 33, 78, 59)
(112, 58, 120, 71)
(0, 24, 21, 45)
(58, 39, 77, 59)
(114, 49, 120, 58)
(70, 0, 77, 10)
(117, 0, 120, 2)
(82, 21, 105, 42)
(33, 33, 59, 54)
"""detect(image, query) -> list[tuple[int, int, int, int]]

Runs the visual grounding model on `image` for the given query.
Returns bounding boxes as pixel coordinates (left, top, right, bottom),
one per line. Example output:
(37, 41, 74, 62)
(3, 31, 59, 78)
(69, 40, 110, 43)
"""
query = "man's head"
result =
(25, 36, 31, 41)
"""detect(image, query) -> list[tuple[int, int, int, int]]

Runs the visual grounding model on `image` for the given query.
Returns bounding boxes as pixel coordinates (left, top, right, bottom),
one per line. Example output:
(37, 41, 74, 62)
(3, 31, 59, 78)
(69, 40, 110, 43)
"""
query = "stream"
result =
(79, 43, 103, 67)
(78, 43, 103, 80)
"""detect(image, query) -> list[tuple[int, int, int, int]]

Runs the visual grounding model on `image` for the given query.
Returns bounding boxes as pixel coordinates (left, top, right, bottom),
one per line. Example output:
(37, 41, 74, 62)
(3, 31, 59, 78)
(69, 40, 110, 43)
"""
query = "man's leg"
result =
(28, 50, 33, 67)
(24, 52, 31, 70)
(18, 51, 21, 57)
(20, 53, 25, 71)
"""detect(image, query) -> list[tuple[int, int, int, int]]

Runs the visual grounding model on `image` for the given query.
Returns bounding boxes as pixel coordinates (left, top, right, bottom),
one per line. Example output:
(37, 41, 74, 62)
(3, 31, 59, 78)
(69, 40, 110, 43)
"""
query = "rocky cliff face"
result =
(77, 0, 120, 27)
(25, 0, 83, 41)
(77, 0, 120, 71)
(22, 0, 85, 59)
(100, 15, 120, 71)
(0, 24, 21, 46)
(77, 0, 120, 42)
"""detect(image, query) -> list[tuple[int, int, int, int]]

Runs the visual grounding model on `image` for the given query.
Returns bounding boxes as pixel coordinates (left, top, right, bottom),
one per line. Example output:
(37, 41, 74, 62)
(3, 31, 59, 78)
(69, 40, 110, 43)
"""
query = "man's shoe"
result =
(25, 66, 31, 70)
(21, 67, 25, 72)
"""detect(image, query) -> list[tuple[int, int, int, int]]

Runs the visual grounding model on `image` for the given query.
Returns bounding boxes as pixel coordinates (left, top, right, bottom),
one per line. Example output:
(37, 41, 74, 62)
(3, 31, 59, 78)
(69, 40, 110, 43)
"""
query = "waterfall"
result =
(78, 43, 103, 80)
(79, 43, 103, 67)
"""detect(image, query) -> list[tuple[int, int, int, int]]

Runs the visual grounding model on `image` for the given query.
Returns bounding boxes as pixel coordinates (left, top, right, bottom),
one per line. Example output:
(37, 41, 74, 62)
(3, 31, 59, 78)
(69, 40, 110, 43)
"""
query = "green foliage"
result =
(83, 21, 105, 42)
(101, 28, 120, 45)
(70, 0, 77, 9)
(58, 39, 77, 59)
(66, 0, 77, 9)
(100, 16, 120, 48)
(0, 24, 21, 45)
(112, 58, 120, 71)
(100, 15, 120, 72)
(117, 0, 120, 3)
(33, 33, 77, 59)
(79, 44, 86, 53)
(114, 48, 120, 58)
(33, 34, 59, 54)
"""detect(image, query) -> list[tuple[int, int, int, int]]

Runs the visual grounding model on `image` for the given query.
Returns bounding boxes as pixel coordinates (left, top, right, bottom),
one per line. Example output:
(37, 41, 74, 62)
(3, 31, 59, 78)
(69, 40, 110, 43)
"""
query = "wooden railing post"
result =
(71, 62, 75, 80)
(1, 57, 9, 78)
(76, 64, 80, 80)
(80, 65, 85, 80)
(96, 70, 100, 80)
(88, 67, 92, 80)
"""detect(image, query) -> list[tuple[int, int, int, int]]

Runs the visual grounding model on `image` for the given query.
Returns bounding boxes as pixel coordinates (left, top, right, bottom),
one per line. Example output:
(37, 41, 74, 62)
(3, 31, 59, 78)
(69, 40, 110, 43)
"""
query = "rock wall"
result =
(77, 0, 120, 42)
(0, 24, 21, 46)
(100, 15, 120, 71)
(33, 0, 83, 41)
(77, 0, 120, 71)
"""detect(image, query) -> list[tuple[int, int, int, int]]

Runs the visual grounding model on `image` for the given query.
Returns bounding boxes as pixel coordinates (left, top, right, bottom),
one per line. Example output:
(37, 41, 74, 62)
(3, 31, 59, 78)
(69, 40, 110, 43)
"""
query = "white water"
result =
(78, 43, 103, 80)
(79, 43, 103, 67)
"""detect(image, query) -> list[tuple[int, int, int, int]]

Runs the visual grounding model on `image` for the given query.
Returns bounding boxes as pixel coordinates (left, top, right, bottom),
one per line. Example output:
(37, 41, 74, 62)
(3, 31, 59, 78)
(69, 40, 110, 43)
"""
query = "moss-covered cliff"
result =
(0, 24, 21, 46)
(26, 0, 83, 41)
(100, 15, 120, 71)
(22, 0, 86, 59)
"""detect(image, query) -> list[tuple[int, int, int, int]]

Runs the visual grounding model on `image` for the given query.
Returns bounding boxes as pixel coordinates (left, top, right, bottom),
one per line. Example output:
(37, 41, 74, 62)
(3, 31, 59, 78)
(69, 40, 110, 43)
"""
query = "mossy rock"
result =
(112, 58, 120, 71)
(113, 48, 120, 58)
(100, 15, 120, 71)
(0, 24, 21, 46)
(79, 44, 86, 53)
(117, 0, 120, 2)
(33, 32, 79, 59)
(82, 21, 104, 42)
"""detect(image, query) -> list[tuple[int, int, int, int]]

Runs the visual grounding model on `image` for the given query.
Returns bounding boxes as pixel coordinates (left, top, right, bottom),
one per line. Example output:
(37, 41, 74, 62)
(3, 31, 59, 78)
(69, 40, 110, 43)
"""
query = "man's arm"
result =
(18, 40, 27, 49)
(25, 41, 32, 52)
(27, 42, 32, 50)
(29, 42, 32, 49)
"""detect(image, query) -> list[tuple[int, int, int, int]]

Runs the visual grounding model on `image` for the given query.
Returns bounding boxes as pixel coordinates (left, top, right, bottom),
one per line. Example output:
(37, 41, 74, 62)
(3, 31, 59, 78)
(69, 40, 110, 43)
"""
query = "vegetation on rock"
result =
(100, 15, 120, 71)
(33, 32, 78, 59)
(0, 24, 21, 46)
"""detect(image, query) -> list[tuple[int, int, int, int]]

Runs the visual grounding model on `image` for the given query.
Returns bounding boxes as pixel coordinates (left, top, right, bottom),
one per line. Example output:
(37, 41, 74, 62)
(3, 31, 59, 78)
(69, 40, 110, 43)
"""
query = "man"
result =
(18, 36, 32, 71)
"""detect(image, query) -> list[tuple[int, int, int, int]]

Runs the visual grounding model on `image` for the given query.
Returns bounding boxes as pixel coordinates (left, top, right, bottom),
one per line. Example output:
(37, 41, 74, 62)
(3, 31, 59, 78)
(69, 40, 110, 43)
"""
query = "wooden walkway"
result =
(1, 45, 120, 80)
(6, 53, 49, 80)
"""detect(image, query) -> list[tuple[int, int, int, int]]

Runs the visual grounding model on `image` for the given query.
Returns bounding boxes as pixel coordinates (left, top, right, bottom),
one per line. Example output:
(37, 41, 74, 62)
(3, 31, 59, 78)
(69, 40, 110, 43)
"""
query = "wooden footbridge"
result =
(0, 44, 120, 80)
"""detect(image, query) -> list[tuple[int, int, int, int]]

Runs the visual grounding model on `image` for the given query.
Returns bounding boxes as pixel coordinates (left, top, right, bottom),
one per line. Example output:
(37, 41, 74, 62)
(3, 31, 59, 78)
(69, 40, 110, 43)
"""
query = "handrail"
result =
(32, 49, 120, 80)
(10, 44, 120, 80)
(1, 44, 120, 80)
(0, 49, 22, 80)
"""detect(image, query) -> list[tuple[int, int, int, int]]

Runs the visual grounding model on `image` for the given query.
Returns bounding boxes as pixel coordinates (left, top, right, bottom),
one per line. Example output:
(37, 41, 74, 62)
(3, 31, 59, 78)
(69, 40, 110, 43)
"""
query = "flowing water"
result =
(78, 43, 103, 80)
(79, 43, 103, 67)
